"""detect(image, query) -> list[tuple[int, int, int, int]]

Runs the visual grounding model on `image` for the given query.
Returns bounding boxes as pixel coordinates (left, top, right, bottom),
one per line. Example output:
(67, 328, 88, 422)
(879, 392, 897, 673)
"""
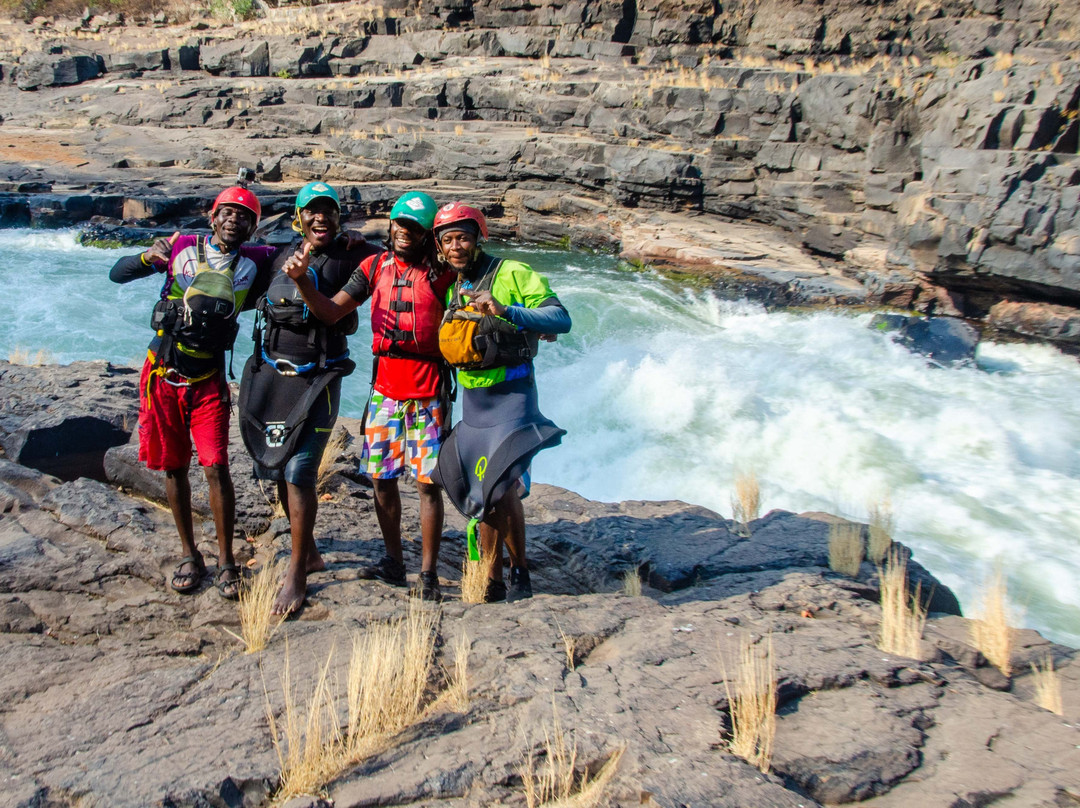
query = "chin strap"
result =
(467, 518, 481, 562)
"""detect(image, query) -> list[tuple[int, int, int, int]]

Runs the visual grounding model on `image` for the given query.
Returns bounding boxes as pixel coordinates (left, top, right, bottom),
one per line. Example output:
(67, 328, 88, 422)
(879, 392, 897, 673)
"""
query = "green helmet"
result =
(295, 181, 340, 212)
(389, 191, 437, 230)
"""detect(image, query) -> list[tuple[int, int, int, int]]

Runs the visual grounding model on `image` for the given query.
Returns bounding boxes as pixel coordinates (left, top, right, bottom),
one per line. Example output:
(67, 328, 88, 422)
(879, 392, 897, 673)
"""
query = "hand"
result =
(467, 290, 506, 318)
(144, 231, 179, 265)
(342, 229, 367, 250)
(282, 242, 312, 280)
(540, 334, 558, 342)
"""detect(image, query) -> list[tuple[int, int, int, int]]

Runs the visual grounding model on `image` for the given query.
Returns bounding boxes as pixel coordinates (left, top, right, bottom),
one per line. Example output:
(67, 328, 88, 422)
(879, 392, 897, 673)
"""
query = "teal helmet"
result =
(295, 181, 340, 212)
(389, 191, 437, 230)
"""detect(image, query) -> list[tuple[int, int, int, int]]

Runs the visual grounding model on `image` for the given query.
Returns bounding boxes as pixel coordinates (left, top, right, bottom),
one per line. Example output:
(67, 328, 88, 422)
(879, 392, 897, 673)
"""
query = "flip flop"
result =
(171, 554, 205, 594)
(216, 564, 242, 601)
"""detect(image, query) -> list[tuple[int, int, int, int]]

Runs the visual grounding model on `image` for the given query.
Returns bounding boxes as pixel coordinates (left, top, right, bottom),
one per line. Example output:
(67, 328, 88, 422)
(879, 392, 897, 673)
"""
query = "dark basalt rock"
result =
(871, 314, 980, 367)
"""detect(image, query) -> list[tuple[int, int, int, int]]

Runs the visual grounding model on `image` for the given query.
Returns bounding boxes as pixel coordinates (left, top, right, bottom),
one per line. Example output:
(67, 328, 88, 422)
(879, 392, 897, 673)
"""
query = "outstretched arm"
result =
(109, 231, 179, 284)
(282, 242, 360, 325)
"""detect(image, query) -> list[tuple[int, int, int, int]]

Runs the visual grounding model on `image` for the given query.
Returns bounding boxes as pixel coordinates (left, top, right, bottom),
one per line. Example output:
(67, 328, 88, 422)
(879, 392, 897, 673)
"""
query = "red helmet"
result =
(211, 186, 261, 224)
(433, 202, 488, 240)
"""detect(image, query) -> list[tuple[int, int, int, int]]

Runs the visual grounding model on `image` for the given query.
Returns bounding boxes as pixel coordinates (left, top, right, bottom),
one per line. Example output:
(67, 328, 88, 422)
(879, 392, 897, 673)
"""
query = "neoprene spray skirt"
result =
(432, 375, 565, 521)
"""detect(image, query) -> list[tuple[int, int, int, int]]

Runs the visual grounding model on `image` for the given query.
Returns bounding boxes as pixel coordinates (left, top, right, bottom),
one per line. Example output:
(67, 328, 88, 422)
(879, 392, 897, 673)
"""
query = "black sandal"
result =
(216, 564, 242, 601)
(171, 554, 205, 594)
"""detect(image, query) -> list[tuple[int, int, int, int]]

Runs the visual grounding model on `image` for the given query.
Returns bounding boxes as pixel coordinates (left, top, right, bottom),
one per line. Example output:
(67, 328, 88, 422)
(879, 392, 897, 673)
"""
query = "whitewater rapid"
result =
(3, 229, 1079, 645)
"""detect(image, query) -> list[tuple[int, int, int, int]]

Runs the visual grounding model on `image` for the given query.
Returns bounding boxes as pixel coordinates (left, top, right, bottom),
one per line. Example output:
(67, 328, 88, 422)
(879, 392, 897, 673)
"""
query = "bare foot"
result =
(272, 567, 307, 616)
(307, 549, 326, 574)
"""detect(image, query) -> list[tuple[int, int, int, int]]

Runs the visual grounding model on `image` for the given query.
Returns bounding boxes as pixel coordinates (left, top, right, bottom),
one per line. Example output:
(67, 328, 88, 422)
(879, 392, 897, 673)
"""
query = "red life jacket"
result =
(367, 252, 446, 360)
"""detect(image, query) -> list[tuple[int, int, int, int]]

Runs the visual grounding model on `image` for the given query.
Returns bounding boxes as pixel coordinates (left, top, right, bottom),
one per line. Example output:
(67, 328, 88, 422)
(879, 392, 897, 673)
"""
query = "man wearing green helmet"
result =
(238, 180, 380, 615)
(281, 190, 455, 601)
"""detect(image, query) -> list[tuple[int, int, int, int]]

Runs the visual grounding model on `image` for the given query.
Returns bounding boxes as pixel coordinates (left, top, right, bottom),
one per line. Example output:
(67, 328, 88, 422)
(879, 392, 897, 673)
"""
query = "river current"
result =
(3, 228, 1079, 646)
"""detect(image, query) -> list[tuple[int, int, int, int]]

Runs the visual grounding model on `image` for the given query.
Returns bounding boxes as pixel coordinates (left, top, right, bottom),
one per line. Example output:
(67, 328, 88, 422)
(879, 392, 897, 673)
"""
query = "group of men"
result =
(110, 182, 571, 614)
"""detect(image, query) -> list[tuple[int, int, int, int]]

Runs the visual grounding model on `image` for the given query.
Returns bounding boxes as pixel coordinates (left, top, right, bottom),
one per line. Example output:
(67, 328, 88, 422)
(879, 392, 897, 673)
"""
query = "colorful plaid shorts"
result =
(362, 393, 445, 483)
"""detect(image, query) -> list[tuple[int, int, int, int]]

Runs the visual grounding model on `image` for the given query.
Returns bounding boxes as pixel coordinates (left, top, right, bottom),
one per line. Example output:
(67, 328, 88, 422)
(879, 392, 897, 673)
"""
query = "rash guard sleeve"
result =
(109, 252, 161, 284)
(503, 297, 572, 334)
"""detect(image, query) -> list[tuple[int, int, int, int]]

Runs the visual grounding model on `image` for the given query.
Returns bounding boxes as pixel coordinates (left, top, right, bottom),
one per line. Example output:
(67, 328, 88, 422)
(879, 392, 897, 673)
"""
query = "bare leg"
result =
(416, 480, 444, 574)
(273, 480, 325, 615)
(204, 463, 238, 597)
(481, 488, 527, 581)
(165, 466, 203, 589)
(373, 477, 404, 564)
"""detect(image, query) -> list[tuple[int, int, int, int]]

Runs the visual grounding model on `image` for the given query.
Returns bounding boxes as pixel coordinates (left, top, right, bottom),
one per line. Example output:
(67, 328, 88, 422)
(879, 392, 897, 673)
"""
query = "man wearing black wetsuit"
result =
(239, 181, 379, 615)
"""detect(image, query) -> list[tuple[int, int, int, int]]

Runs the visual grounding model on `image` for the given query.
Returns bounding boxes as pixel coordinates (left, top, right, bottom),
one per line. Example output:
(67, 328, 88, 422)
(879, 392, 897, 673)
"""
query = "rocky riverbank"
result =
(1, 0, 1079, 348)
(1, 359, 1077, 807)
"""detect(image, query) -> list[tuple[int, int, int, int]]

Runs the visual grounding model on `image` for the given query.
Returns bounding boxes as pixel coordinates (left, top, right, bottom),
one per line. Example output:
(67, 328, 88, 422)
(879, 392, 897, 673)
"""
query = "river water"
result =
(3, 228, 1079, 646)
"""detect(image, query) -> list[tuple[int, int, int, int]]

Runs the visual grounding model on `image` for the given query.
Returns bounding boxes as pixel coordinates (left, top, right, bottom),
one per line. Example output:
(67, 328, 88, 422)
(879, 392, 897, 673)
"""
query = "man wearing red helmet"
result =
(429, 202, 572, 602)
(110, 186, 276, 599)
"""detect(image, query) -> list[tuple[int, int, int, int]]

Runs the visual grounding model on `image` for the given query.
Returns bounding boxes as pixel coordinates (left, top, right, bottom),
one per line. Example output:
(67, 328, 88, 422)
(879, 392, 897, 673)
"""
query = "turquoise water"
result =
(3, 228, 1080, 646)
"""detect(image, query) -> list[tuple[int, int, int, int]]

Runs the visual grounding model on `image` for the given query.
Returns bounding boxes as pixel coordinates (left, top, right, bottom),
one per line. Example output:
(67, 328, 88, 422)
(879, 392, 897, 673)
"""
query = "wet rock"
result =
(871, 314, 980, 367)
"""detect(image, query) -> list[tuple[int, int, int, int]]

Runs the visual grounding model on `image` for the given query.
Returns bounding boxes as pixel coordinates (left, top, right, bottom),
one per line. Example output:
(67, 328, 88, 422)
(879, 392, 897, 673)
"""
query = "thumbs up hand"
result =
(143, 231, 180, 266)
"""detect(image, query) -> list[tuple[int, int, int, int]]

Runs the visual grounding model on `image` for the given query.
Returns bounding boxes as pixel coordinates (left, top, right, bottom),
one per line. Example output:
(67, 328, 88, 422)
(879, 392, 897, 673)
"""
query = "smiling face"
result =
(389, 217, 428, 262)
(209, 203, 256, 250)
(298, 197, 340, 250)
(436, 228, 478, 271)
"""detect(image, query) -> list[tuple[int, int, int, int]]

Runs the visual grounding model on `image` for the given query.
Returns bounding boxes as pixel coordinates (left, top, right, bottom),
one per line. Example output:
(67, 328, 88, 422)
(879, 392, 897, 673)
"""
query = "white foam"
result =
(3, 233, 1079, 644)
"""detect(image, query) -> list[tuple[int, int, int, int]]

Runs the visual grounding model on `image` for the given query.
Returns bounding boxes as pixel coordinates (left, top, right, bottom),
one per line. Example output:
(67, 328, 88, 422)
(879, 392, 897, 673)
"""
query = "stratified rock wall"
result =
(0, 0, 1078, 331)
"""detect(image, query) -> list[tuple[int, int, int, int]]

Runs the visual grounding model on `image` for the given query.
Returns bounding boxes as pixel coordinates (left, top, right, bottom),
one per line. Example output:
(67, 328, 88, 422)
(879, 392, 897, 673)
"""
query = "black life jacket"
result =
(149, 237, 240, 378)
(253, 239, 358, 374)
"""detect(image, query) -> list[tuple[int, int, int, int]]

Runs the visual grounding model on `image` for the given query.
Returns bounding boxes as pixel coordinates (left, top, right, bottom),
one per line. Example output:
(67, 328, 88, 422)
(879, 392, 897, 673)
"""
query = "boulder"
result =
(871, 314, 980, 367)
(200, 40, 269, 77)
(15, 54, 102, 90)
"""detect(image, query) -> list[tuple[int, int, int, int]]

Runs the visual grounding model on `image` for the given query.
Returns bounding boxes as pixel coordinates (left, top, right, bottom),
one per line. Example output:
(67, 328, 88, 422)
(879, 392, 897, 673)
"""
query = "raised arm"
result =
(282, 242, 361, 325)
(109, 231, 178, 284)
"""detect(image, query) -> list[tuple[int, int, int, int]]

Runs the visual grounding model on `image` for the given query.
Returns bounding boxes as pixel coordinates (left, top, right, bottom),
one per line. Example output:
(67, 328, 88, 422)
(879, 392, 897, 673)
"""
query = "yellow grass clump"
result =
(1030, 654, 1063, 715)
(268, 600, 439, 801)
(461, 552, 494, 604)
(7, 346, 53, 365)
(722, 634, 777, 773)
(828, 522, 864, 577)
(232, 558, 286, 654)
(556, 621, 577, 670)
(970, 568, 1013, 677)
(442, 631, 470, 712)
(877, 548, 927, 659)
(316, 427, 349, 493)
(730, 471, 760, 536)
(867, 500, 894, 564)
(519, 703, 624, 808)
(621, 568, 642, 597)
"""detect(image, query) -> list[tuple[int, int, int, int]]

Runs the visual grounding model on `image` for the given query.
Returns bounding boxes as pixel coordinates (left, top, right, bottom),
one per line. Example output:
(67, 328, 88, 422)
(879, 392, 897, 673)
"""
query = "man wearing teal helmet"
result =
(236, 181, 379, 616)
(281, 190, 454, 601)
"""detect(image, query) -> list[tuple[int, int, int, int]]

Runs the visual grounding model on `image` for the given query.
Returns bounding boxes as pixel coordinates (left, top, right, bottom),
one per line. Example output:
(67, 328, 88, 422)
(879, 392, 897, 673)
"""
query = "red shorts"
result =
(138, 358, 231, 471)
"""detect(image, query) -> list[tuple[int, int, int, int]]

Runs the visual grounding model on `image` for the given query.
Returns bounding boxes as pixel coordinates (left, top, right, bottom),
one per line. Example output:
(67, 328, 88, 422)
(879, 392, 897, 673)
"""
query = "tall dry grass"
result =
(461, 552, 494, 604)
(970, 569, 1013, 676)
(828, 523, 864, 577)
(442, 631, 470, 712)
(722, 634, 777, 773)
(730, 471, 760, 537)
(267, 601, 439, 801)
(556, 621, 577, 670)
(1030, 654, 1063, 715)
(519, 703, 624, 808)
(316, 427, 349, 493)
(867, 500, 894, 563)
(877, 548, 927, 659)
(233, 558, 286, 654)
(621, 568, 642, 597)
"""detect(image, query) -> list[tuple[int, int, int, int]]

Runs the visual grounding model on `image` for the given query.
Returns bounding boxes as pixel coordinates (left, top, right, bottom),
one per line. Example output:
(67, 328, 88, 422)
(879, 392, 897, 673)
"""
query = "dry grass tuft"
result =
(461, 552, 493, 604)
(970, 568, 1013, 677)
(828, 522, 864, 577)
(867, 500, 894, 564)
(1030, 654, 1063, 715)
(7, 346, 52, 365)
(556, 621, 577, 670)
(316, 427, 349, 493)
(722, 634, 777, 773)
(877, 548, 927, 659)
(269, 600, 439, 801)
(233, 558, 286, 654)
(730, 471, 760, 536)
(519, 703, 624, 808)
(621, 568, 642, 597)
(442, 631, 470, 711)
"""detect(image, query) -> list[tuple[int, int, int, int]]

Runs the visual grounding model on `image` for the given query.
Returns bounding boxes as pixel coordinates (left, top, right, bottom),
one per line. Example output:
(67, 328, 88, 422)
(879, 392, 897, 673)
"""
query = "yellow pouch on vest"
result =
(439, 306, 485, 368)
